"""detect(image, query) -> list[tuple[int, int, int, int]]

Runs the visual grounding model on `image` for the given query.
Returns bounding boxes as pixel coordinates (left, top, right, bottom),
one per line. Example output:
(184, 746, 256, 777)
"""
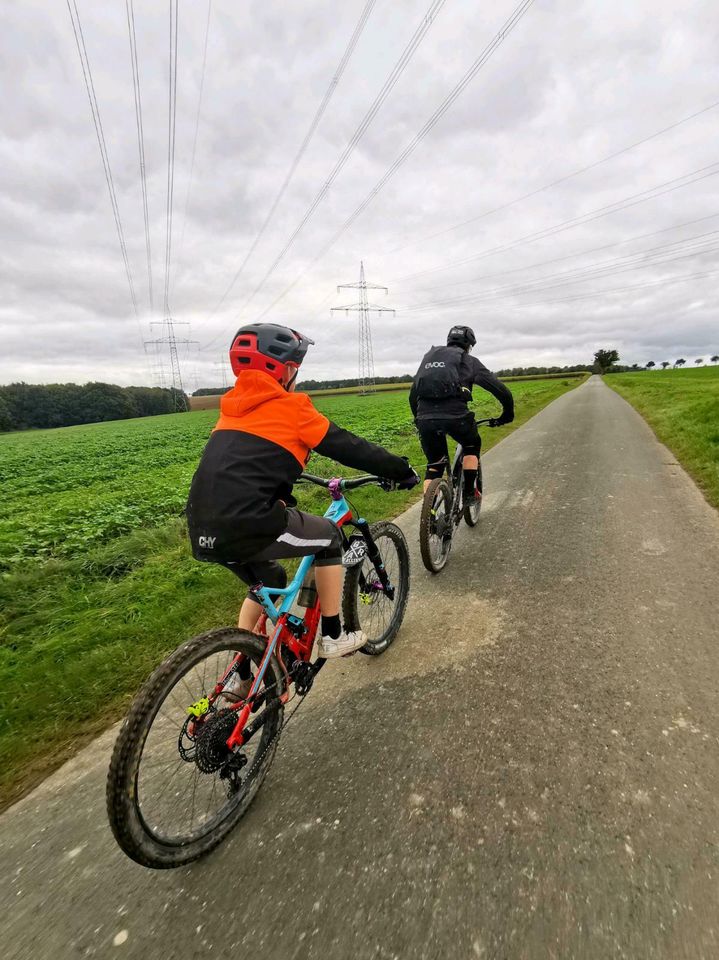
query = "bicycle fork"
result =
(351, 519, 396, 601)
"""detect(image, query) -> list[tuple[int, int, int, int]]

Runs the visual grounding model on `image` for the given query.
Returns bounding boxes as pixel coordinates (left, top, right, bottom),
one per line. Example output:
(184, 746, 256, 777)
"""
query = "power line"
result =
(403, 230, 719, 312)
(206, 0, 378, 317)
(177, 0, 212, 279)
(66, 0, 139, 316)
(413, 212, 719, 296)
(389, 98, 719, 254)
(250, 0, 537, 325)
(232, 0, 449, 322)
(393, 161, 719, 285)
(163, 0, 179, 318)
(125, 0, 153, 312)
(467, 266, 719, 310)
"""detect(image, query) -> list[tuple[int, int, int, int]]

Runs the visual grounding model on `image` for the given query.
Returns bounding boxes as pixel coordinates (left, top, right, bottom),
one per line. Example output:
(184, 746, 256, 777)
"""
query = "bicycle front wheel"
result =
(419, 478, 453, 573)
(342, 521, 410, 655)
(107, 628, 284, 869)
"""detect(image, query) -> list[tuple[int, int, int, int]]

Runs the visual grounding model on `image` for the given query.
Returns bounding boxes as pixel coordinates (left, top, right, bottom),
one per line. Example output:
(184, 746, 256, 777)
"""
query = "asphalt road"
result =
(3, 376, 719, 960)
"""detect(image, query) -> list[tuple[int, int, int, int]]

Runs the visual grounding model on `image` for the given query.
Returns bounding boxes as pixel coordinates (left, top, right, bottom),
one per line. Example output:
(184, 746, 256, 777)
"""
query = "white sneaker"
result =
(317, 630, 367, 659)
(217, 674, 252, 706)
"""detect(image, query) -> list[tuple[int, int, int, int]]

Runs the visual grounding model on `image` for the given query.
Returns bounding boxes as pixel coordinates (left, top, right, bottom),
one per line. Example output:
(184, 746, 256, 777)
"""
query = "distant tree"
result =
(593, 348, 620, 373)
(645, 360, 655, 369)
(630, 363, 640, 370)
(0, 395, 12, 432)
(661, 361, 670, 369)
(695, 358, 703, 365)
(711, 355, 719, 364)
(675, 359, 686, 368)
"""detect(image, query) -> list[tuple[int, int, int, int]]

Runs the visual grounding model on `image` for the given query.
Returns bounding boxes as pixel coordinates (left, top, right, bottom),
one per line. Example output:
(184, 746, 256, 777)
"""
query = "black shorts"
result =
(222, 508, 343, 587)
(417, 413, 482, 478)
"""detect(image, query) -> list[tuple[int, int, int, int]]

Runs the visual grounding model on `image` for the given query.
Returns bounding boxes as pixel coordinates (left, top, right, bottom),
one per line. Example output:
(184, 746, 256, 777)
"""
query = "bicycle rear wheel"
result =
(419, 478, 453, 573)
(463, 461, 483, 527)
(342, 521, 410, 655)
(107, 628, 284, 869)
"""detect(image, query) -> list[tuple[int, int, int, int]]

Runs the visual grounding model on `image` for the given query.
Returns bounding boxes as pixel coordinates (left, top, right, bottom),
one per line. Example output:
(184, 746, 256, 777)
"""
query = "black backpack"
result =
(414, 345, 464, 400)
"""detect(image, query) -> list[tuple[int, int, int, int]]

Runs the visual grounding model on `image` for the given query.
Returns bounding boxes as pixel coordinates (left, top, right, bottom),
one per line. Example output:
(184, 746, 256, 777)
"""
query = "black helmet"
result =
(447, 325, 476, 350)
(229, 322, 314, 381)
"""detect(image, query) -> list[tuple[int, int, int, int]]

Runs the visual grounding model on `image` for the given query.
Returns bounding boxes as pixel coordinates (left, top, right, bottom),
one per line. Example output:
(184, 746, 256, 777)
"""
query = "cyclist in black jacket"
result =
(409, 325, 514, 497)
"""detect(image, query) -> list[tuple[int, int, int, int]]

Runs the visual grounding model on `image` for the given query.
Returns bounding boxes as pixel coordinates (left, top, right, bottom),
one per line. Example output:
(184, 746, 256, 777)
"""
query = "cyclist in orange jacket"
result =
(187, 323, 418, 664)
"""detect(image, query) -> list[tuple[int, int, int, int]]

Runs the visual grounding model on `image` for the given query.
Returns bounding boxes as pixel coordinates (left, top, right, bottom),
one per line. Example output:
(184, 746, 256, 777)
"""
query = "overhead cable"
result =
(66, 0, 139, 316)
(177, 0, 212, 279)
(390, 98, 719, 253)
(125, 0, 153, 311)
(250, 0, 538, 324)
(234, 0, 448, 320)
(163, 0, 179, 317)
(430, 266, 719, 311)
(403, 231, 719, 311)
(412, 212, 719, 297)
(393, 161, 719, 284)
(206, 0, 378, 317)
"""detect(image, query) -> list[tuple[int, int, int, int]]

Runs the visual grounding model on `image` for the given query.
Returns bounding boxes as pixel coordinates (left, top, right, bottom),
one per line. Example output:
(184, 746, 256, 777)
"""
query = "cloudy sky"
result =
(2, 0, 718, 388)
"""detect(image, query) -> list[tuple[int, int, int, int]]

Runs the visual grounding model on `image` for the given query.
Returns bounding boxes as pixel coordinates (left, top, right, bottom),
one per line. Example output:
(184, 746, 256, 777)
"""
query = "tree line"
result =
(0, 382, 187, 432)
(594, 349, 719, 374)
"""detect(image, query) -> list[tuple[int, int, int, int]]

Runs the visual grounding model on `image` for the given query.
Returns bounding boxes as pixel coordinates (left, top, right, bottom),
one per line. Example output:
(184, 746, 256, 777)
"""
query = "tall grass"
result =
(606, 366, 719, 509)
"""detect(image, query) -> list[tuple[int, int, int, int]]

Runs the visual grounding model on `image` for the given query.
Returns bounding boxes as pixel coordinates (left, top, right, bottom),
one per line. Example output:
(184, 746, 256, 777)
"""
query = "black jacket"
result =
(409, 350, 514, 423)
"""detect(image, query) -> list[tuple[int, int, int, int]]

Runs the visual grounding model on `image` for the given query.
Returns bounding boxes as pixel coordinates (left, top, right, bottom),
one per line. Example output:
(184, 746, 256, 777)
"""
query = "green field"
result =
(0, 376, 584, 808)
(606, 366, 719, 509)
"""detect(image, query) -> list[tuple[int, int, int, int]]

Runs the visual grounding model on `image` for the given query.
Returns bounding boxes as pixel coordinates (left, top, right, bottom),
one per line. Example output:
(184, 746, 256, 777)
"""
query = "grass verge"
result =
(0, 375, 585, 809)
(606, 366, 719, 510)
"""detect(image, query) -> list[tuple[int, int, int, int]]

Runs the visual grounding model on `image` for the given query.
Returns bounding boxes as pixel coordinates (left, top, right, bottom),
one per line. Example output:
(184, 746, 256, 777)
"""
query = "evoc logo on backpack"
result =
(415, 345, 463, 400)
(198, 536, 216, 549)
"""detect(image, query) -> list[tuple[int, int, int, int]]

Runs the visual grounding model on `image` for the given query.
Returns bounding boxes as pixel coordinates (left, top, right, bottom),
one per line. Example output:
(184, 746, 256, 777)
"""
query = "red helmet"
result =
(229, 323, 314, 384)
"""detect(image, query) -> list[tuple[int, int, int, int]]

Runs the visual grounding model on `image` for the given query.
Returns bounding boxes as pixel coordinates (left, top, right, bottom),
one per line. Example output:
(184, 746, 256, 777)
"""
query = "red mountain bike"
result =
(107, 473, 410, 869)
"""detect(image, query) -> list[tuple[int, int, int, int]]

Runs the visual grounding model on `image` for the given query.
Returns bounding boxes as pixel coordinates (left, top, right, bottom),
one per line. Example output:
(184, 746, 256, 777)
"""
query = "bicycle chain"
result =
(225, 678, 310, 794)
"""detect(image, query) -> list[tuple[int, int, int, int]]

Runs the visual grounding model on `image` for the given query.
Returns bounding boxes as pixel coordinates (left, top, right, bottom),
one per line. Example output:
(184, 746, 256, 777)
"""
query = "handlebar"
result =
(299, 473, 382, 491)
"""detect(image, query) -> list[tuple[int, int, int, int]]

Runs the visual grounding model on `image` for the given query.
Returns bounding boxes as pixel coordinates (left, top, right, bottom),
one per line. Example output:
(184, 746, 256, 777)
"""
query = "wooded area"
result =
(0, 382, 186, 432)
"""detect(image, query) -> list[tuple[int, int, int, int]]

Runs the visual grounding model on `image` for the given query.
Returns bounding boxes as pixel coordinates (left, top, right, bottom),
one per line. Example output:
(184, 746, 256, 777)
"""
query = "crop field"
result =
(0, 376, 583, 807)
(190, 370, 589, 409)
(606, 366, 719, 510)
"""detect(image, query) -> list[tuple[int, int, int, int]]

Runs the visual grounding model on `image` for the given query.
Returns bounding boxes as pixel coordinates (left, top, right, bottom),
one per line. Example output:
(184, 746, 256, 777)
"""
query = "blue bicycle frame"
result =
(250, 495, 352, 624)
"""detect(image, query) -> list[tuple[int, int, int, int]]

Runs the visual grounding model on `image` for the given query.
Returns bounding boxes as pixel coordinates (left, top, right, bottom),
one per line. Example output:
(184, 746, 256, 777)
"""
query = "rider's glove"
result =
(379, 461, 421, 491)
(489, 415, 512, 427)
(397, 467, 421, 490)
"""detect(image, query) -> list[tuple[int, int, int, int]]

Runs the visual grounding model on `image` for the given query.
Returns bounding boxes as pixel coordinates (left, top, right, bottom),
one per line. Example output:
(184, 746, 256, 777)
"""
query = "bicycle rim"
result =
(342, 521, 410, 654)
(107, 630, 284, 867)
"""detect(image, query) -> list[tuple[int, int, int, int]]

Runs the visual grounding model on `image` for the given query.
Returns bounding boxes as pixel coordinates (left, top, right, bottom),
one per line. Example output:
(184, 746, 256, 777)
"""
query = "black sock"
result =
(463, 469, 478, 496)
(322, 614, 341, 639)
(238, 658, 252, 680)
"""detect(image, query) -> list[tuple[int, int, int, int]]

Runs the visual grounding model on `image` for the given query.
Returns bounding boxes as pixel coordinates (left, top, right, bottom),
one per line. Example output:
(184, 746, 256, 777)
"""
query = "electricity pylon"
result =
(213, 360, 231, 391)
(331, 262, 395, 394)
(145, 317, 197, 411)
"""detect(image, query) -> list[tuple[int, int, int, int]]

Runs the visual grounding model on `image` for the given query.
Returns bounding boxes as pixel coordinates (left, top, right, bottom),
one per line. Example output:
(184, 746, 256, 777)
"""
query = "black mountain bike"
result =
(419, 419, 494, 574)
